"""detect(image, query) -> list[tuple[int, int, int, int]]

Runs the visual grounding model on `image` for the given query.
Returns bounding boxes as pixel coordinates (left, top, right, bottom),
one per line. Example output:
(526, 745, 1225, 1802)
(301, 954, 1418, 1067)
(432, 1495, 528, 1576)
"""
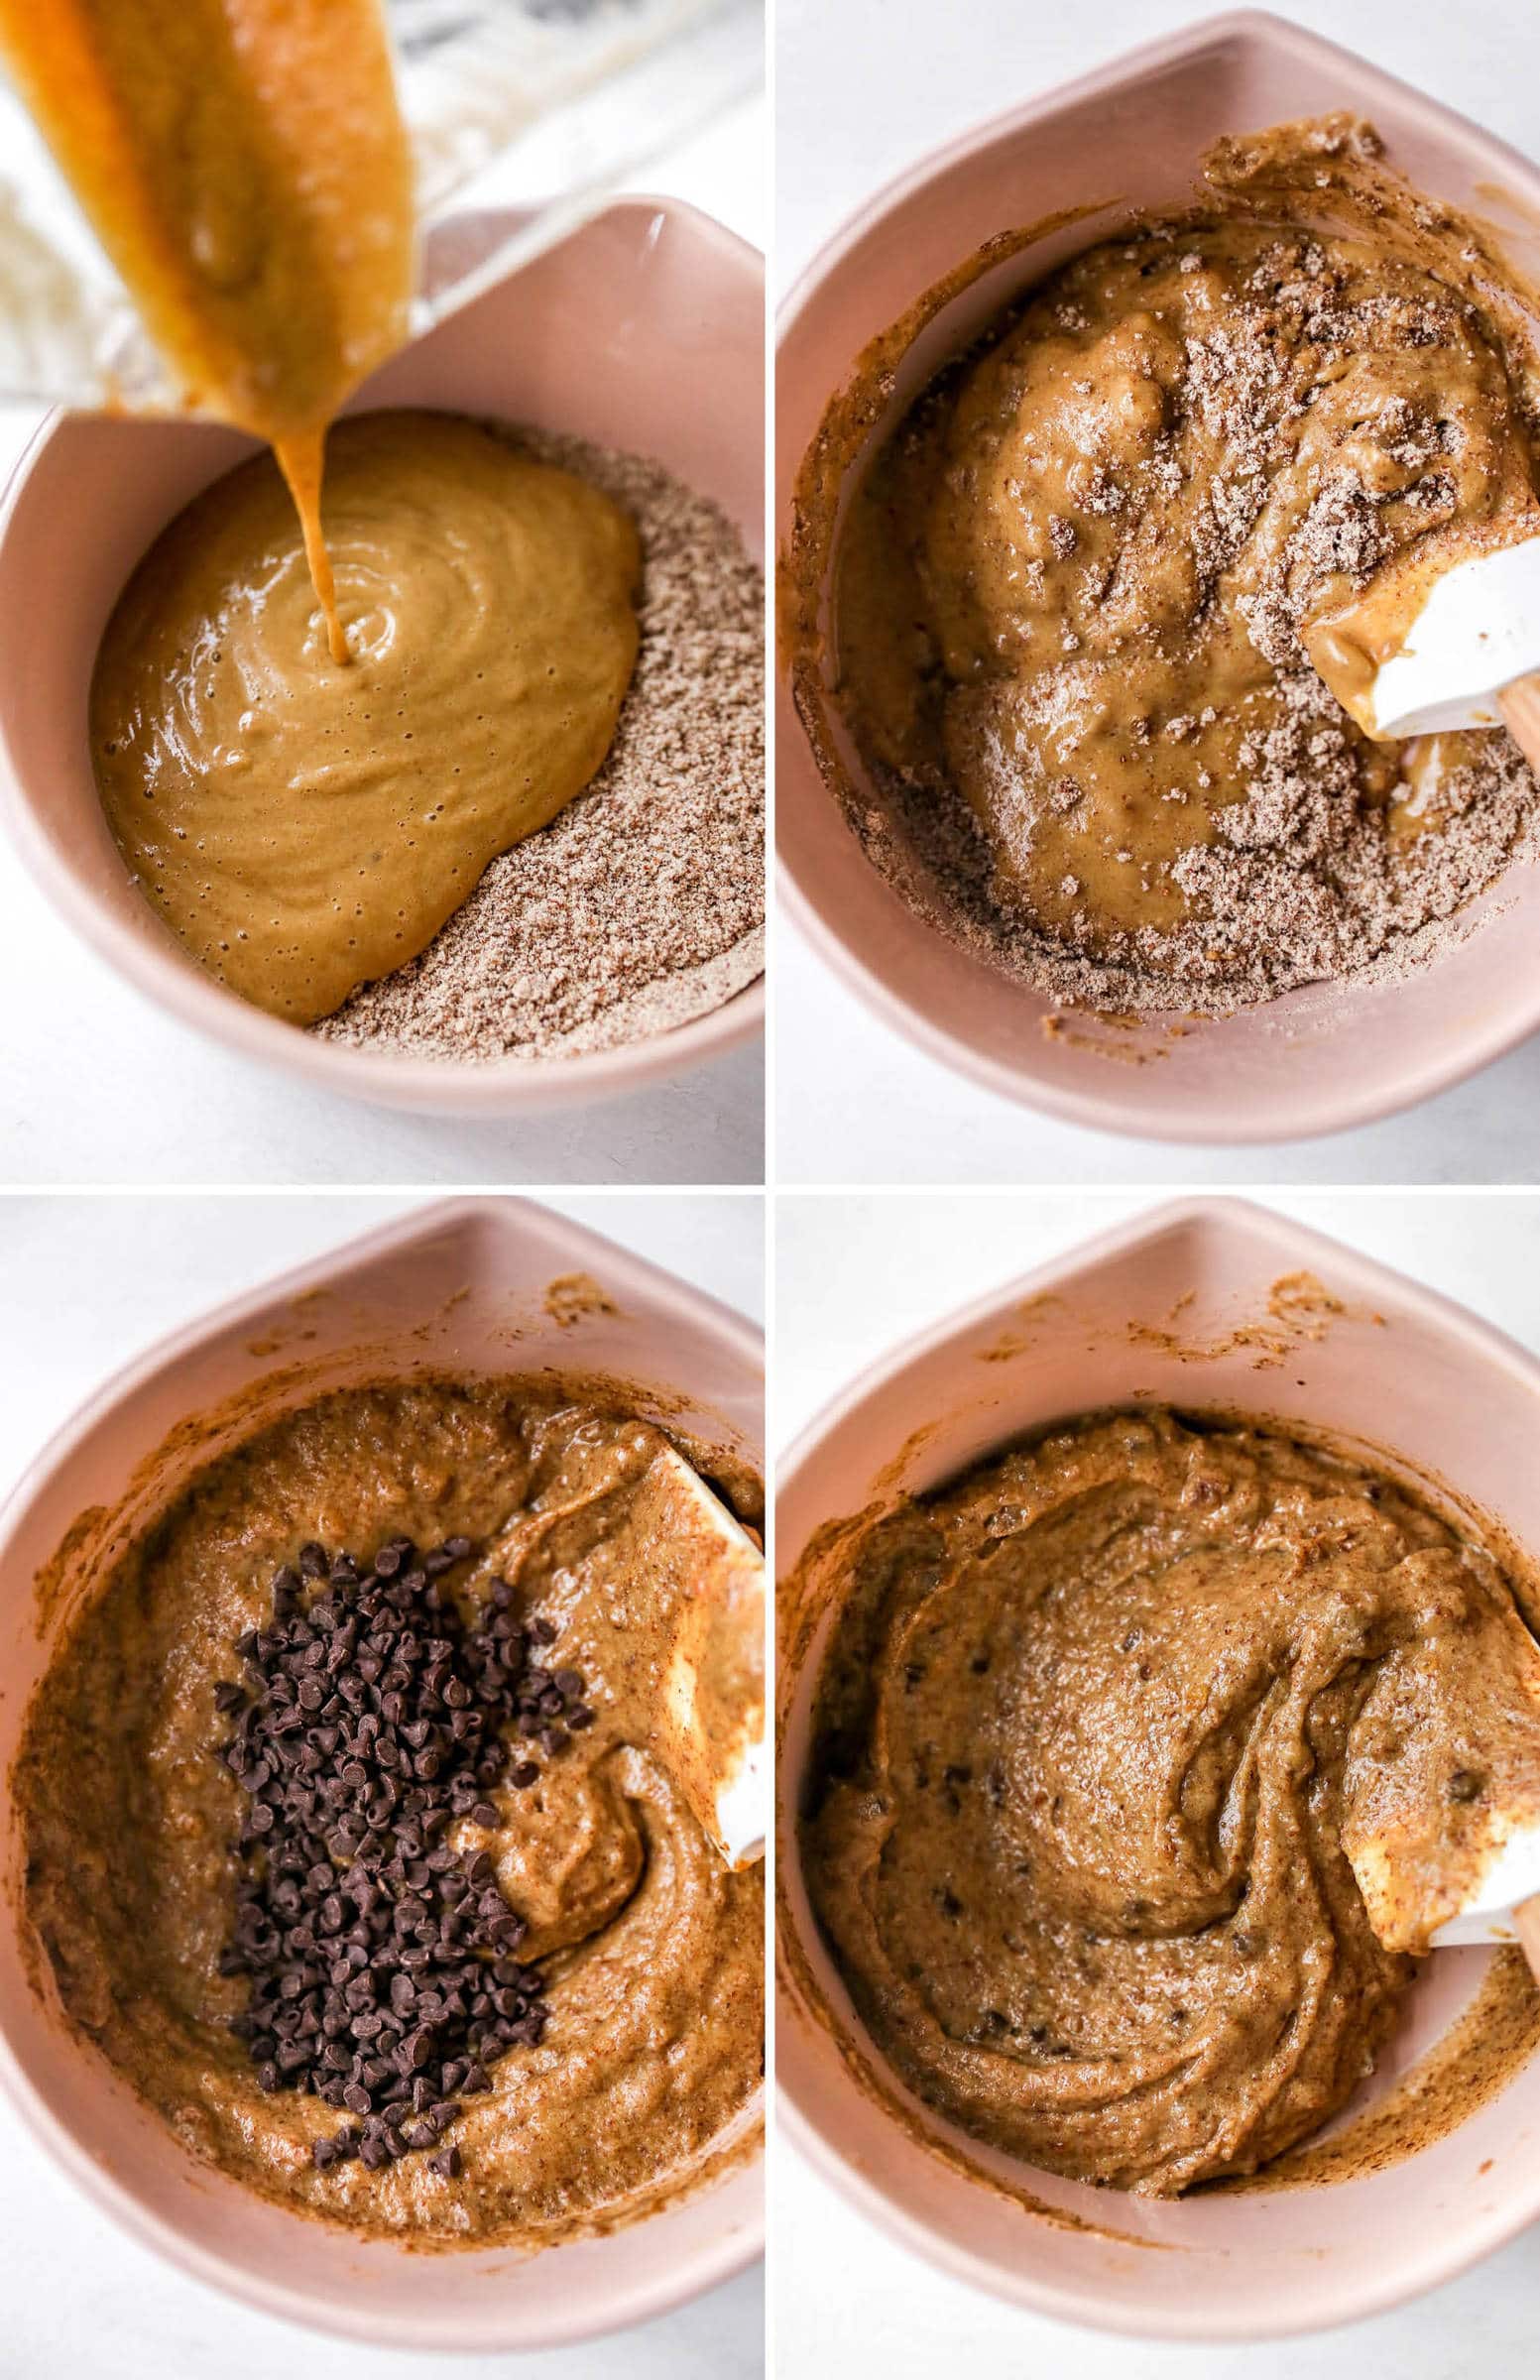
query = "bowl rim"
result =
(0, 1194, 765, 2350)
(773, 8, 1540, 1145)
(0, 196, 766, 1122)
(774, 1192, 1540, 2338)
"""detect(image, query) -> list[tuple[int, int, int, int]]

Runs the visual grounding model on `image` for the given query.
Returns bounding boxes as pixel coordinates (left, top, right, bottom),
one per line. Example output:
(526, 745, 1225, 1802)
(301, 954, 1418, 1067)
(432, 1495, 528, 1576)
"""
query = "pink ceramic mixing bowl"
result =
(0, 199, 765, 1117)
(777, 1196, 1540, 2336)
(0, 1198, 764, 2349)
(776, 12, 1540, 1141)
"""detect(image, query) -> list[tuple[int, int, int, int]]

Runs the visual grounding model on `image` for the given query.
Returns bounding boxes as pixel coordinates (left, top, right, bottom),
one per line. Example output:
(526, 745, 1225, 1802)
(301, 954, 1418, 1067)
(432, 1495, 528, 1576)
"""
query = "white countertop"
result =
(773, 1184, 1540, 2376)
(0, 94, 766, 1189)
(0, 1191, 765, 2380)
(774, 0, 1540, 1185)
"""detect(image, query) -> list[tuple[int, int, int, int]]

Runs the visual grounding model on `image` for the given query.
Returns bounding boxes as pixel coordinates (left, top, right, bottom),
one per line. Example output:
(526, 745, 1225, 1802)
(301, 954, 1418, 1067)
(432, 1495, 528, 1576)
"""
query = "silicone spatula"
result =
(641, 1446, 767, 1870)
(1304, 524, 1540, 765)
(477, 1444, 766, 1869)
(1343, 1605, 1540, 1980)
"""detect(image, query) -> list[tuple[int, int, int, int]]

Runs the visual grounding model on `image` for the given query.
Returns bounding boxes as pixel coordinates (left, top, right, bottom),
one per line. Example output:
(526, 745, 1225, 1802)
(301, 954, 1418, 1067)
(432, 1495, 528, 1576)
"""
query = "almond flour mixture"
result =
(821, 118, 1540, 1012)
(800, 1409, 1540, 2197)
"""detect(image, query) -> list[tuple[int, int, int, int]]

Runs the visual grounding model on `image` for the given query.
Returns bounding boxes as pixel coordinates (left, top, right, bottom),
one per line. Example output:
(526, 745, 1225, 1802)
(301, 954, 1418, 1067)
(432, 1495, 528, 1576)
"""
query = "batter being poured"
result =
(91, 412, 641, 1022)
(1, 3, 646, 1024)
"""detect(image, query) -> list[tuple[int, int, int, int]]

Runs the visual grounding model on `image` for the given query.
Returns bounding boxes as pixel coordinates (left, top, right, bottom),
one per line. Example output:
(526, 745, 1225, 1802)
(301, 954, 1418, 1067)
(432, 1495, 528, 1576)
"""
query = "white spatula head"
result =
(1344, 1591, 1540, 1953)
(1305, 523, 1540, 739)
(641, 1447, 767, 1869)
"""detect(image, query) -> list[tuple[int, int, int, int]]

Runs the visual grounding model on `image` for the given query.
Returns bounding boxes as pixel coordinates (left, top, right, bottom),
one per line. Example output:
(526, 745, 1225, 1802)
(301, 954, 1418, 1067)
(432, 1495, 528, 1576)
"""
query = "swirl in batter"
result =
(801, 1409, 1540, 2196)
(16, 1380, 762, 2244)
(90, 411, 641, 1023)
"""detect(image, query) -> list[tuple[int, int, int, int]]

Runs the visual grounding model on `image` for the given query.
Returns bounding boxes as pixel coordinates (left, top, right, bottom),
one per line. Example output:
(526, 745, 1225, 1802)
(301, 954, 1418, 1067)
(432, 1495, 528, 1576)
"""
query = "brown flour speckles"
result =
(1040, 1011, 1194, 1065)
(543, 1273, 619, 1329)
(316, 429, 764, 1062)
(1125, 1270, 1383, 1370)
(976, 1293, 1065, 1365)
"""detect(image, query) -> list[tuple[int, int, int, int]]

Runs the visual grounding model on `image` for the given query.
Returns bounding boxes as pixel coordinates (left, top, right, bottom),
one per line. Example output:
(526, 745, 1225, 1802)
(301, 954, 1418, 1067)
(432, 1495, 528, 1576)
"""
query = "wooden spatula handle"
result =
(1517, 1893, 1540, 1987)
(1497, 676, 1540, 774)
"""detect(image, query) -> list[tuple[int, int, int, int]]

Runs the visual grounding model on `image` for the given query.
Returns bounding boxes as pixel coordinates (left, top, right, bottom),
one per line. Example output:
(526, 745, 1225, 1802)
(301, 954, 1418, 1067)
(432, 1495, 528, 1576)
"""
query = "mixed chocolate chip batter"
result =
(16, 1379, 763, 2244)
(800, 1408, 1540, 2197)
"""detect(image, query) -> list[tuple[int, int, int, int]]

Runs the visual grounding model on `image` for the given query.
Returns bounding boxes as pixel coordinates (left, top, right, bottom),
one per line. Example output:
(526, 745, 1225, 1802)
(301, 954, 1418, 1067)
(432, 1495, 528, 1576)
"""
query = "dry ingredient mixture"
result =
(16, 1380, 763, 2244)
(317, 428, 766, 1063)
(799, 1408, 1540, 2197)
(817, 117, 1540, 1013)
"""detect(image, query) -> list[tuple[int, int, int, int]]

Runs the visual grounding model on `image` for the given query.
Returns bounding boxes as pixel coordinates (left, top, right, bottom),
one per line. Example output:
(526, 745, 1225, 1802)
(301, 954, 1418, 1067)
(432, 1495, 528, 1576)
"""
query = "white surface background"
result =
(773, 1185, 1540, 2378)
(0, 91, 767, 1187)
(0, 1191, 764, 2380)
(774, 0, 1540, 1186)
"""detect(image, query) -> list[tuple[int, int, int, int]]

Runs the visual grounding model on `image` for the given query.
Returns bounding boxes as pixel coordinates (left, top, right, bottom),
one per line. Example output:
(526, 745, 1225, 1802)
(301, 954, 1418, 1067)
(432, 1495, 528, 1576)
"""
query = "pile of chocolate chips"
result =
(212, 1534, 594, 2177)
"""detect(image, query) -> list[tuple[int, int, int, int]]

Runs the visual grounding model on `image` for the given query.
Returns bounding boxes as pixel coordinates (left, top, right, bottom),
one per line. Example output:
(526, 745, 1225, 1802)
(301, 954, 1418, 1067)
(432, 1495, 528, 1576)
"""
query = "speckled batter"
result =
(800, 1408, 1540, 2197)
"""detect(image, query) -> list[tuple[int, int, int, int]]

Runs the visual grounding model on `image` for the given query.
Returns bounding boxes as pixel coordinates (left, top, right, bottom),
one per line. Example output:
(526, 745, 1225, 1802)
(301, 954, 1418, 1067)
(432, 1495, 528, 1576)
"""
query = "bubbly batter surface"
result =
(801, 1409, 1540, 2197)
(91, 411, 641, 1023)
(16, 1379, 762, 2245)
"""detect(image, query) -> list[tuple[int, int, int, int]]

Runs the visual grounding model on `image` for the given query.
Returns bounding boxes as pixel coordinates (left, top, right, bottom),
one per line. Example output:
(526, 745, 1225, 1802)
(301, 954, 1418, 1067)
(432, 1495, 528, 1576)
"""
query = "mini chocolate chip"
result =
(1449, 1769, 1484, 1803)
(215, 1529, 583, 2175)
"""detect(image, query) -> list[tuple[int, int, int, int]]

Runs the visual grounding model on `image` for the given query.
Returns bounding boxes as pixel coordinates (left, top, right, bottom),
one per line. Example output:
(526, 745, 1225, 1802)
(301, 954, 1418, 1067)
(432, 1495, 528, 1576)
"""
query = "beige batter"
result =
(15, 1378, 763, 2244)
(90, 412, 642, 1023)
(800, 1408, 1540, 2198)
